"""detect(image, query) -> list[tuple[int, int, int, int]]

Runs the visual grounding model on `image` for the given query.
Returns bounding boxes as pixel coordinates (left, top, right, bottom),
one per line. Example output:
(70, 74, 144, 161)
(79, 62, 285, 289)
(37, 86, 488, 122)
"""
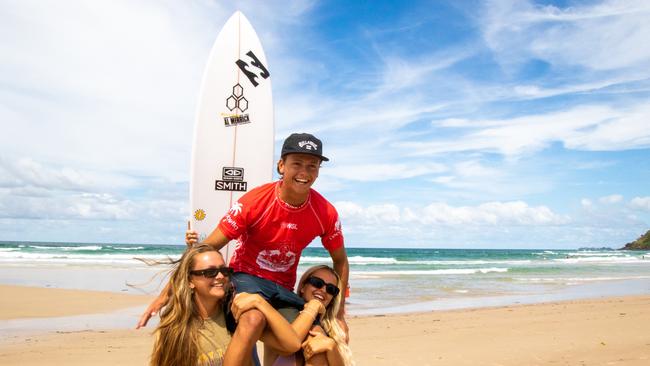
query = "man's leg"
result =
(223, 308, 267, 366)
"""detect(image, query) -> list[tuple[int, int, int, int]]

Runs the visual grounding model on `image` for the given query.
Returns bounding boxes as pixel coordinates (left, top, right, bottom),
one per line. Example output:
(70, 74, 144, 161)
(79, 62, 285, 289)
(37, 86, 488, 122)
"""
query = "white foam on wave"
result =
(352, 267, 509, 276)
(534, 250, 559, 256)
(108, 246, 145, 251)
(568, 251, 625, 257)
(28, 245, 103, 251)
(301, 256, 531, 266)
(300, 256, 398, 265)
(553, 256, 642, 264)
(405, 259, 532, 266)
(0, 251, 177, 265)
(0, 248, 20, 252)
(518, 275, 650, 283)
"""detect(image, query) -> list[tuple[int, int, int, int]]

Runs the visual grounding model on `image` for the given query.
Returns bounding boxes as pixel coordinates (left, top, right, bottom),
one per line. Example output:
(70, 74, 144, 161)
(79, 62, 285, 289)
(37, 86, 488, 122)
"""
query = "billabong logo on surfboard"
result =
(236, 50, 270, 87)
(216, 166, 248, 192)
(223, 84, 251, 127)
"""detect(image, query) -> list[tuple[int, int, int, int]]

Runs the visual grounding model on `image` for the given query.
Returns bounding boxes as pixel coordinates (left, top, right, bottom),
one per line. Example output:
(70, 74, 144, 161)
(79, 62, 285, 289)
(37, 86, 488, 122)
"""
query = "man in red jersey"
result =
(138, 133, 349, 366)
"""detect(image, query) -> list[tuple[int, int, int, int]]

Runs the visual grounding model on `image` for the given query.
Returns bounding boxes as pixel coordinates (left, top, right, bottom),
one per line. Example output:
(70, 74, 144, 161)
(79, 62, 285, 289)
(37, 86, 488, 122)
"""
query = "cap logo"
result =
(298, 140, 318, 151)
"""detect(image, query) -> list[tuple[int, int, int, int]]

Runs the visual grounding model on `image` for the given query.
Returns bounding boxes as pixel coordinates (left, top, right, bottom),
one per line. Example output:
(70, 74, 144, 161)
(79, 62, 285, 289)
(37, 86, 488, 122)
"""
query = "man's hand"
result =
(186, 221, 198, 247)
(136, 294, 168, 329)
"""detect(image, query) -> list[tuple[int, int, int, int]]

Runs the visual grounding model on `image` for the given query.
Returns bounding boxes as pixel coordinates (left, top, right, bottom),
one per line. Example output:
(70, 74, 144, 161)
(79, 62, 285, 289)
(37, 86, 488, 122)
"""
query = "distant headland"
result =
(621, 230, 650, 250)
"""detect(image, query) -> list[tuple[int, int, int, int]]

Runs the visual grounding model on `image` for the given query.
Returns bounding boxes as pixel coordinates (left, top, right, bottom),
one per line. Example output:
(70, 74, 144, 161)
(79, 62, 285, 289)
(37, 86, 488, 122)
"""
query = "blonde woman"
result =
(150, 244, 302, 366)
(149, 244, 232, 366)
(232, 265, 353, 366)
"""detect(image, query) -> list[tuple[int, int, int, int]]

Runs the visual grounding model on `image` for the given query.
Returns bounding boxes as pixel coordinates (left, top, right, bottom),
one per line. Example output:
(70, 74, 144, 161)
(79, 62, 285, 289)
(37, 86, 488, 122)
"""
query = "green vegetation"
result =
(621, 230, 650, 250)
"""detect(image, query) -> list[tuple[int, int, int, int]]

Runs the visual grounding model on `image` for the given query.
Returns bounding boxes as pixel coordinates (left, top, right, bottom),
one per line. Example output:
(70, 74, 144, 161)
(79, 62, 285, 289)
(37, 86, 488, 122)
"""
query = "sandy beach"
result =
(1, 285, 648, 365)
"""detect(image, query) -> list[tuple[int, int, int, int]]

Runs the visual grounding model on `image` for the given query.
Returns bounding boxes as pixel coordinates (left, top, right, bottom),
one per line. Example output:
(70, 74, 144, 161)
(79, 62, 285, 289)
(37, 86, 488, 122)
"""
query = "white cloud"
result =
(323, 162, 446, 182)
(0, 187, 184, 222)
(0, 156, 140, 192)
(599, 194, 624, 204)
(335, 200, 569, 227)
(564, 103, 650, 151)
(454, 160, 501, 178)
(399, 103, 650, 157)
(630, 196, 650, 211)
(482, 0, 650, 71)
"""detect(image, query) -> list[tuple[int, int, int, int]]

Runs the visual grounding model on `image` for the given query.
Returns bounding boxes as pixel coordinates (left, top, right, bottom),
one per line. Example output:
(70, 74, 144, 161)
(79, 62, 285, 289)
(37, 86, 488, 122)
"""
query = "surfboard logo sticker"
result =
(226, 84, 248, 112)
(222, 167, 244, 181)
(194, 209, 206, 221)
(223, 84, 252, 127)
(215, 166, 248, 191)
(235, 50, 270, 87)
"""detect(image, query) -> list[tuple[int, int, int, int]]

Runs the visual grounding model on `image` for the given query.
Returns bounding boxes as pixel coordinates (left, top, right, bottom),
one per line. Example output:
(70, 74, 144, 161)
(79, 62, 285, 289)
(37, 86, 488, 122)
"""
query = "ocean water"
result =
(1, 241, 650, 316)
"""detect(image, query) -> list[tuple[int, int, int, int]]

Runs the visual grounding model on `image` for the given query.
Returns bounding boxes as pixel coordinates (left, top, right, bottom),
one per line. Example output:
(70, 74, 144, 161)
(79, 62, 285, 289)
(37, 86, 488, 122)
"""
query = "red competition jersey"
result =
(217, 181, 344, 290)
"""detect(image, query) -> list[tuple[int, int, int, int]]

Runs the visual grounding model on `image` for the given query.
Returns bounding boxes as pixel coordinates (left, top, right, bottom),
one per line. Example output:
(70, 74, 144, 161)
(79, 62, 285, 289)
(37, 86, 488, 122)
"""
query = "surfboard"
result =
(190, 11, 274, 264)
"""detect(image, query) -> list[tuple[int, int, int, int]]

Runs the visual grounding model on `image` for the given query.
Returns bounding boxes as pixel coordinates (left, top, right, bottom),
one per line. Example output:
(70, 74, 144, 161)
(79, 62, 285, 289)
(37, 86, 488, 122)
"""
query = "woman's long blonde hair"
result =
(150, 244, 228, 366)
(298, 265, 354, 366)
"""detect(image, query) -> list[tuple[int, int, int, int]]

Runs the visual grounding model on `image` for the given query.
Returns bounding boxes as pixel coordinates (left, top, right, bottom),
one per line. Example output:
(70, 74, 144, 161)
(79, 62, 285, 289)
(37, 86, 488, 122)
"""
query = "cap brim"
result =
(282, 151, 329, 162)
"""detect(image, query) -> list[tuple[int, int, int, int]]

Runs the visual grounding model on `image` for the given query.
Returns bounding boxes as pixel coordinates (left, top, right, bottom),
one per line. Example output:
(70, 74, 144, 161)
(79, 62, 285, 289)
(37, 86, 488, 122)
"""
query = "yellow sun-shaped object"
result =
(194, 209, 206, 221)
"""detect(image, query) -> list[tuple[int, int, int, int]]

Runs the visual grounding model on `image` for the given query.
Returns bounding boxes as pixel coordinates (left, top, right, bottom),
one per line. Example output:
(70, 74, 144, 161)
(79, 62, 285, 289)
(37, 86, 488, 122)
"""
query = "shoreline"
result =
(1, 285, 649, 365)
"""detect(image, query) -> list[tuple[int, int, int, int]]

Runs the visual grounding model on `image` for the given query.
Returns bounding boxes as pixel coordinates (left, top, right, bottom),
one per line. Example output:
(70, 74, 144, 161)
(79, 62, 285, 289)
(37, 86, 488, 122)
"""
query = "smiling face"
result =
(299, 268, 339, 308)
(277, 153, 321, 205)
(189, 251, 229, 303)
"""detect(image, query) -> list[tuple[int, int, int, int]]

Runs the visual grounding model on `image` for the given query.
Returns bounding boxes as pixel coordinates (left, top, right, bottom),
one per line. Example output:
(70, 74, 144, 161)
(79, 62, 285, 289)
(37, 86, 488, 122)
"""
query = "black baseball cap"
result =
(280, 133, 329, 161)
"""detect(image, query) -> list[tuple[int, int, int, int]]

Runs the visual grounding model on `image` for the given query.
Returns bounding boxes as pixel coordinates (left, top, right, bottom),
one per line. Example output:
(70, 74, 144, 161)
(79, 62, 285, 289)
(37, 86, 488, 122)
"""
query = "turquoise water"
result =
(1, 241, 649, 314)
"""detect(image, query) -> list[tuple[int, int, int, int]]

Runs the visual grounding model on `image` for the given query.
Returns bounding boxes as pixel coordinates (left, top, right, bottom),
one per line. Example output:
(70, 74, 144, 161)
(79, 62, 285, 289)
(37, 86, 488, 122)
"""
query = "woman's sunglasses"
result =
(306, 276, 340, 297)
(190, 267, 234, 278)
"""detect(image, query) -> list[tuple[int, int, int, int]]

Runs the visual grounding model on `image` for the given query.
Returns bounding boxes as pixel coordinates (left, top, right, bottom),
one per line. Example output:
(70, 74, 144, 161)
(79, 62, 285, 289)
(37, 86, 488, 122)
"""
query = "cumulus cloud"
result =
(630, 196, 650, 211)
(0, 188, 184, 221)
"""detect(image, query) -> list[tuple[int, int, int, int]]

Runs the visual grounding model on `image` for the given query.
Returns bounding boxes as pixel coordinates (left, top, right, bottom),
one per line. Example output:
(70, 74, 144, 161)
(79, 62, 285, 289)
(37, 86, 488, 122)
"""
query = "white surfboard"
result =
(190, 11, 274, 264)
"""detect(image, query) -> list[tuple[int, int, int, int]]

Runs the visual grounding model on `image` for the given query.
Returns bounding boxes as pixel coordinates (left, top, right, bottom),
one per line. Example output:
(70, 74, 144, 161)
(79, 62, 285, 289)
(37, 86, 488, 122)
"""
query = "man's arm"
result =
(198, 226, 231, 250)
(136, 226, 231, 328)
(329, 246, 349, 338)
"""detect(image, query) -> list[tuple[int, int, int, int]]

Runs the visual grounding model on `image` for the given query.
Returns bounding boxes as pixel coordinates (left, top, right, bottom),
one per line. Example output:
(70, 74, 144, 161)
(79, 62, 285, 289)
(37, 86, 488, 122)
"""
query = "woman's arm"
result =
(260, 299, 325, 355)
(302, 329, 345, 366)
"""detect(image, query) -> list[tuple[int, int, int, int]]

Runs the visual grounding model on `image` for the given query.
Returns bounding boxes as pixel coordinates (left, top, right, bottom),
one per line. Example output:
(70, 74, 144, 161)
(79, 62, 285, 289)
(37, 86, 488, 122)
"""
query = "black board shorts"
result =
(230, 272, 305, 323)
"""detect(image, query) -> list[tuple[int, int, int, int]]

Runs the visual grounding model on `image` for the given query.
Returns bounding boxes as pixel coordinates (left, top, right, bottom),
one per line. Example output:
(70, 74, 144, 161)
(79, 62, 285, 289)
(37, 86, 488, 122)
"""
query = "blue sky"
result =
(1, 0, 649, 248)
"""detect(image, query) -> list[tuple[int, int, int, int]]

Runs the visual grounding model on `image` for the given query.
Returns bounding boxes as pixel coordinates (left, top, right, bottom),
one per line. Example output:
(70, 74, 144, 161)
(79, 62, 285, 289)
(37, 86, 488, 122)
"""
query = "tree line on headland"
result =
(621, 230, 650, 250)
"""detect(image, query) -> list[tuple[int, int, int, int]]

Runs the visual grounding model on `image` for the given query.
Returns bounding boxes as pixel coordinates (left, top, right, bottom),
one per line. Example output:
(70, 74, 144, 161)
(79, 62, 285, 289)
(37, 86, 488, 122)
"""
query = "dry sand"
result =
(1, 285, 648, 365)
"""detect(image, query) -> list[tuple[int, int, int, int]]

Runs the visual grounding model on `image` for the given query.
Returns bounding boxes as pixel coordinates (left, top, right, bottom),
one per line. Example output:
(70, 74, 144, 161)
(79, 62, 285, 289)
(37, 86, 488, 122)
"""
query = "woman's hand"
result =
(136, 293, 168, 329)
(305, 299, 326, 316)
(302, 330, 336, 360)
(230, 292, 265, 322)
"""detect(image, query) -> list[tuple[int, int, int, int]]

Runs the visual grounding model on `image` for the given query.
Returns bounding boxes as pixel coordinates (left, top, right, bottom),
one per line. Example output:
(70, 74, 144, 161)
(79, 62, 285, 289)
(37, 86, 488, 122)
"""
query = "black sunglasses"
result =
(306, 276, 340, 297)
(190, 267, 233, 278)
